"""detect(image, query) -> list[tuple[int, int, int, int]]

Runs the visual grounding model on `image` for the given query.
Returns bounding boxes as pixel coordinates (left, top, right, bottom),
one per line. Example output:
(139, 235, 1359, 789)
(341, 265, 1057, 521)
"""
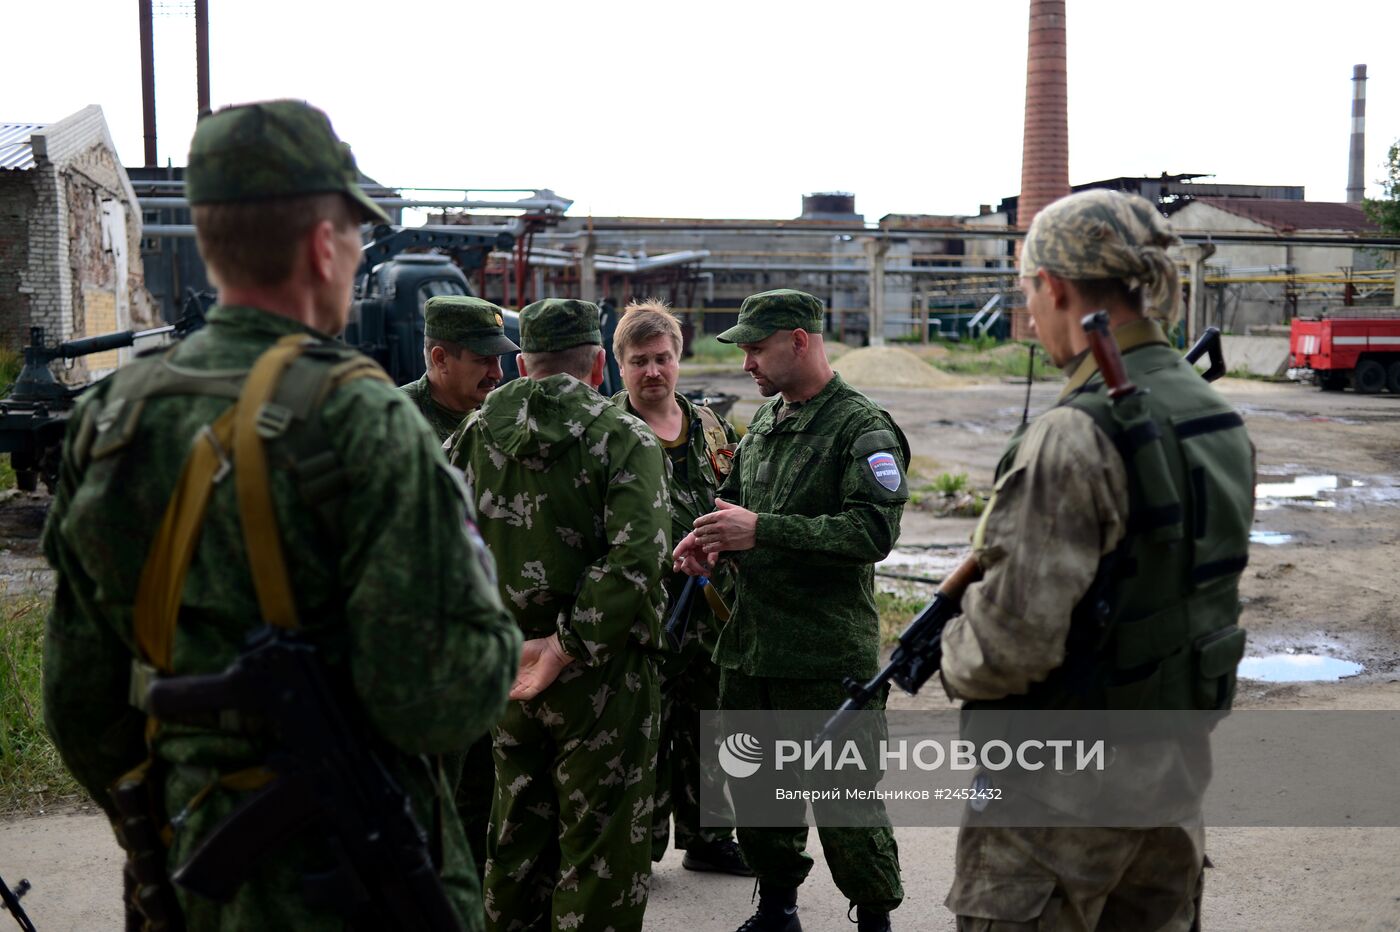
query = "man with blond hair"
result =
(611, 298, 749, 876)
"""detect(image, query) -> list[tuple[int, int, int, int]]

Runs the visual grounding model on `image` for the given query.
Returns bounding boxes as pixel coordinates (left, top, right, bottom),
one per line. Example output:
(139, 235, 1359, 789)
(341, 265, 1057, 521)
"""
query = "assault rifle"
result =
(818, 556, 982, 743)
(145, 628, 463, 932)
(0, 874, 35, 932)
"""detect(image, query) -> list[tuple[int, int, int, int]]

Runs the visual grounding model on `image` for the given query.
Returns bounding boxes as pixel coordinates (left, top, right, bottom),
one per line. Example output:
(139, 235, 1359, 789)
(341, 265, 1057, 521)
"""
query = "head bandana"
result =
(1020, 190, 1183, 324)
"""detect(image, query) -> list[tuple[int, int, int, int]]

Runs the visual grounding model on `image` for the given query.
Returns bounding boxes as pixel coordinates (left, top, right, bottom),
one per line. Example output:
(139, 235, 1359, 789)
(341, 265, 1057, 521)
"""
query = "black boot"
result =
(735, 884, 802, 932)
(854, 905, 892, 932)
(682, 838, 755, 877)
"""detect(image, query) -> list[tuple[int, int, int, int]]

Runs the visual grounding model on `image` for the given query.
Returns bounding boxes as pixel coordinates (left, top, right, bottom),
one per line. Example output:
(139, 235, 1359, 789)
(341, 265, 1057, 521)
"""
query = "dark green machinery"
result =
(0, 299, 207, 492)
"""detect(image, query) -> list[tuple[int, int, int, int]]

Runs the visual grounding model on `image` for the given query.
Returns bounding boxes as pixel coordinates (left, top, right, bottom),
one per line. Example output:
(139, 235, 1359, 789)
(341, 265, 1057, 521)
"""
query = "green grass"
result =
(686, 336, 744, 365)
(0, 348, 20, 490)
(876, 590, 927, 645)
(0, 597, 81, 814)
(928, 472, 969, 495)
(928, 340, 1050, 380)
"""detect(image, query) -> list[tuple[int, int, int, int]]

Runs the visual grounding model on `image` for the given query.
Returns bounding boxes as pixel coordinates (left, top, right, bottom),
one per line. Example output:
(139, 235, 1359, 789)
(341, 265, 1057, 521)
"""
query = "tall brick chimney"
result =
(1019, 0, 1069, 229)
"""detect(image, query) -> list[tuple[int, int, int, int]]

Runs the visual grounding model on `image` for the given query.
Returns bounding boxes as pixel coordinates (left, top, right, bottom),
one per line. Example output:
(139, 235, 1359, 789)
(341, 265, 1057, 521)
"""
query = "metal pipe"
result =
(195, 0, 210, 114)
(137, 196, 572, 212)
(138, 0, 157, 166)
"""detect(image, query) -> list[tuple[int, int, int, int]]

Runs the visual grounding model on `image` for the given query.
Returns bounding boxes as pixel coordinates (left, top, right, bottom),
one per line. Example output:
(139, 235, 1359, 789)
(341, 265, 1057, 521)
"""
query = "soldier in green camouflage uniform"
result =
(939, 191, 1254, 930)
(674, 290, 908, 932)
(399, 295, 519, 880)
(609, 300, 750, 874)
(42, 100, 521, 931)
(446, 298, 670, 932)
(401, 295, 519, 443)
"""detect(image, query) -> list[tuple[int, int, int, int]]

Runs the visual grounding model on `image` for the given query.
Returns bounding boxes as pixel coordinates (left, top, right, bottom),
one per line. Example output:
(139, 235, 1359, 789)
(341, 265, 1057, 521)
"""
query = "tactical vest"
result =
(978, 334, 1253, 712)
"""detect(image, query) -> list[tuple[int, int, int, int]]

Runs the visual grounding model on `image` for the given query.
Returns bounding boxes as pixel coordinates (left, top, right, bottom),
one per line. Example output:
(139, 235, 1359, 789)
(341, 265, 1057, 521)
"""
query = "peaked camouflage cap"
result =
(425, 296, 519, 356)
(1021, 189, 1183, 324)
(518, 298, 603, 352)
(717, 289, 825, 344)
(186, 100, 389, 223)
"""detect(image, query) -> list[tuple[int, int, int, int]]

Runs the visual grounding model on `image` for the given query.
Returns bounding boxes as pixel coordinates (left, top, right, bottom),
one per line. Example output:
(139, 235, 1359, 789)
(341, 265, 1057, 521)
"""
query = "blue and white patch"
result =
(867, 451, 902, 492)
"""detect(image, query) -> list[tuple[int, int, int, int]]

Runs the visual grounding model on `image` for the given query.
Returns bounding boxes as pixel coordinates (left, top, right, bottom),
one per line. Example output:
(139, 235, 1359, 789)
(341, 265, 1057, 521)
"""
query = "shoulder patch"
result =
(866, 451, 902, 492)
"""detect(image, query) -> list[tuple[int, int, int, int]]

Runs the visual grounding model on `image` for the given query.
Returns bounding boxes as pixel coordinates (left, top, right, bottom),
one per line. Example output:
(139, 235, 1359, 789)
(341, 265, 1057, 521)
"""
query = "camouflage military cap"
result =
(186, 100, 389, 223)
(425, 296, 519, 356)
(716, 289, 825, 344)
(1021, 189, 1182, 324)
(518, 298, 603, 352)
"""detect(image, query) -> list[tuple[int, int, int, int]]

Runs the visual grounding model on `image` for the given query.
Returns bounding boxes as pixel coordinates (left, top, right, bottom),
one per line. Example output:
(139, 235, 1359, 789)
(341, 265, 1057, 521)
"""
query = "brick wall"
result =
(0, 172, 37, 350)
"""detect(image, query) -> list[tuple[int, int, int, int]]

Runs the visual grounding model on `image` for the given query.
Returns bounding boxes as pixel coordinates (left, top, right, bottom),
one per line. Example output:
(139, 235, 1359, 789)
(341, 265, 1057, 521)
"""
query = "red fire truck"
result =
(1287, 310, 1400, 393)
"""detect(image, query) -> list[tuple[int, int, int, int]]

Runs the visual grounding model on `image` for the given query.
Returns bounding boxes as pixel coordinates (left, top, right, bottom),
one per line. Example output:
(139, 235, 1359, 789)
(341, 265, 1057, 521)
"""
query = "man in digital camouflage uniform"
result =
(674, 289, 909, 932)
(939, 190, 1254, 930)
(609, 299, 750, 876)
(401, 294, 519, 443)
(399, 294, 519, 880)
(42, 100, 521, 931)
(446, 298, 670, 932)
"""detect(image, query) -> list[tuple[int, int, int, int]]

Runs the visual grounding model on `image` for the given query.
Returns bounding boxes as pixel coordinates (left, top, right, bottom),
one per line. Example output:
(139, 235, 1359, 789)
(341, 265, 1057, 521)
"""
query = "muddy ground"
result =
(4, 371, 1400, 929)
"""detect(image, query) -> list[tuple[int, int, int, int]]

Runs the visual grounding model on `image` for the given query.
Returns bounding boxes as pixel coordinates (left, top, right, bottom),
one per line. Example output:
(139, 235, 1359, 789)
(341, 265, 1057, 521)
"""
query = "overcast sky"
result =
(9, 1, 1399, 221)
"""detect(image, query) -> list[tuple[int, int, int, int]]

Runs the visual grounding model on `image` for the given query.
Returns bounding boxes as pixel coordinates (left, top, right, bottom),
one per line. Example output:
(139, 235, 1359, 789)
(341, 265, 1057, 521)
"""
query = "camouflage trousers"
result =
(651, 643, 735, 860)
(452, 735, 497, 880)
(484, 648, 661, 932)
(718, 670, 904, 913)
(946, 824, 1205, 931)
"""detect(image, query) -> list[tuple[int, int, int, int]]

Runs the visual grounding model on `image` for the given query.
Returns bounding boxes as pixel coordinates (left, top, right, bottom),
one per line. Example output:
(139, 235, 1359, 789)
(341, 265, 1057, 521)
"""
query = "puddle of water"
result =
(1256, 475, 1338, 499)
(1238, 653, 1362, 682)
(878, 548, 966, 582)
(1252, 473, 1400, 511)
(1249, 530, 1293, 546)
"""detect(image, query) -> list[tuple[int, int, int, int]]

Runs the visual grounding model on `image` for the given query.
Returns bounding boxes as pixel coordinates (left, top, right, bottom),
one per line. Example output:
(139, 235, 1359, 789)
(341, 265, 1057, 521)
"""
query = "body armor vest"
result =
(977, 332, 1254, 712)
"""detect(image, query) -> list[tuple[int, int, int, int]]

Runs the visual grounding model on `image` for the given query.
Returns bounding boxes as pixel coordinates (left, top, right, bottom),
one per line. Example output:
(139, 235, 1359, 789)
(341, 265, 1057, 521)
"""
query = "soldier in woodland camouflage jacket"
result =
(446, 298, 670, 932)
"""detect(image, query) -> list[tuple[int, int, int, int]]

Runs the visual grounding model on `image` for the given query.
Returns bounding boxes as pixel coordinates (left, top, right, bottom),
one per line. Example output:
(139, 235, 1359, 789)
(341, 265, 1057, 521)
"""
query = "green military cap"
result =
(425, 295, 519, 355)
(186, 99, 389, 223)
(518, 298, 603, 352)
(716, 289, 825, 344)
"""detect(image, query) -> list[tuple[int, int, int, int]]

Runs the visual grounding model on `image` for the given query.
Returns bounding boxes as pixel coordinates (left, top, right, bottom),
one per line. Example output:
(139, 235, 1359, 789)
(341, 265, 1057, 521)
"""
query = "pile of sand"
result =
(833, 346, 967, 389)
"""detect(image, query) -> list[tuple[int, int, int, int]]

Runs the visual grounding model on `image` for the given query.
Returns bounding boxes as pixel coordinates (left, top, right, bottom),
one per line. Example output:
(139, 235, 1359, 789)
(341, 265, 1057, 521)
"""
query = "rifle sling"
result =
(234, 334, 314, 631)
(133, 407, 236, 673)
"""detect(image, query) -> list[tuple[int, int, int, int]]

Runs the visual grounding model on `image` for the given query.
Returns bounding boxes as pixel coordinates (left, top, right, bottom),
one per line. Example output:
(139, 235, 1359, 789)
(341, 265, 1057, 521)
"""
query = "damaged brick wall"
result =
(0, 171, 37, 351)
(62, 144, 157, 379)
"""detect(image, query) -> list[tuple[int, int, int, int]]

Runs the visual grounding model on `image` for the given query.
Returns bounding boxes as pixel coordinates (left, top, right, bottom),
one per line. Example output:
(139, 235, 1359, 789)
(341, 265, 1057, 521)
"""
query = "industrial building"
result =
(0, 106, 155, 378)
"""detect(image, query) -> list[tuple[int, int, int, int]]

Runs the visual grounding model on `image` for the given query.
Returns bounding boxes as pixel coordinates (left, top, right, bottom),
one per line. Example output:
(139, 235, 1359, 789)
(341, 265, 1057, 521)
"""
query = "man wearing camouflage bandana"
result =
(43, 100, 520, 930)
(401, 295, 520, 443)
(674, 289, 909, 932)
(940, 190, 1254, 930)
(446, 298, 670, 931)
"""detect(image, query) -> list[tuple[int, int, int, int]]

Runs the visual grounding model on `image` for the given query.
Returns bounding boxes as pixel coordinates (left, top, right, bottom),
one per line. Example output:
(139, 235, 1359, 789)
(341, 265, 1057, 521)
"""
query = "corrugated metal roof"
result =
(1195, 198, 1378, 234)
(0, 122, 48, 170)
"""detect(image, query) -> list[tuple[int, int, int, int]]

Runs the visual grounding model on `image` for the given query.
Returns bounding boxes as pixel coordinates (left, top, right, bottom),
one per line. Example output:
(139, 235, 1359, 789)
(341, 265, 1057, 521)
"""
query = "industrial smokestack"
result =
(1347, 64, 1367, 203)
(1019, 0, 1069, 229)
(139, 0, 157, 167)
(195, 0, 210, 114)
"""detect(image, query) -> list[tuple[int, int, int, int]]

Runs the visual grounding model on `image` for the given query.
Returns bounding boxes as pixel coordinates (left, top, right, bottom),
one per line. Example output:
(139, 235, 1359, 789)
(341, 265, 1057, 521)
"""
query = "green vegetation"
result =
(686, 336, 744, 365)
(928, 340, 1051, 380)
(929, 471, 969, 495)
(0, 597, 81, 813)
(0, 348, 19, 490)
(1364, 140, 1400, 235)
(876, 590, 926, 644)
